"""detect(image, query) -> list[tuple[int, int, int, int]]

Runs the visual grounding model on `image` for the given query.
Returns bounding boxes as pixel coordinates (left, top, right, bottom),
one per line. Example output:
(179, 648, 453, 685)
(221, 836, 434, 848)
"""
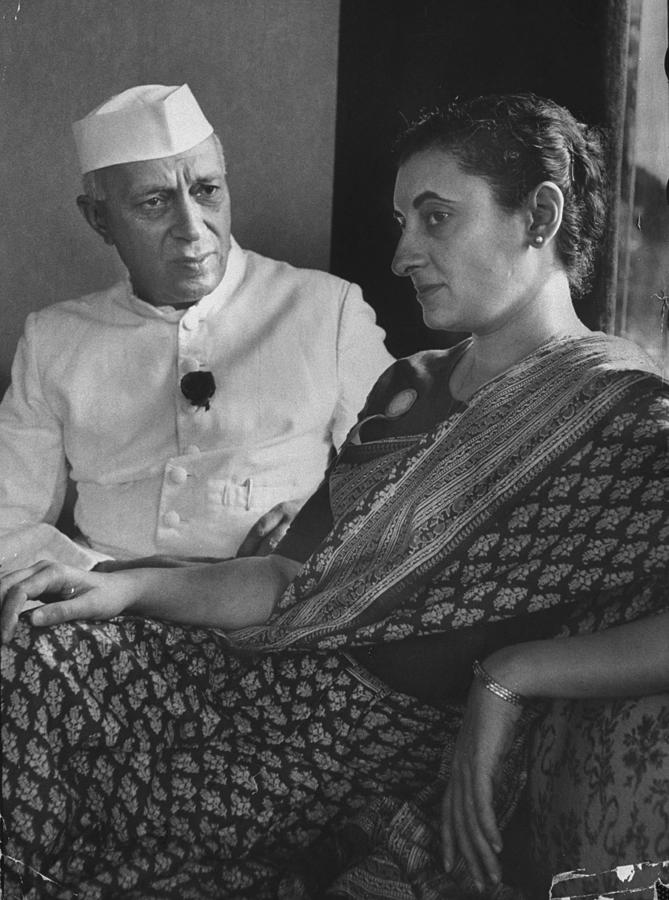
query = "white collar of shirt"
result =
(118, 236, 247, 323)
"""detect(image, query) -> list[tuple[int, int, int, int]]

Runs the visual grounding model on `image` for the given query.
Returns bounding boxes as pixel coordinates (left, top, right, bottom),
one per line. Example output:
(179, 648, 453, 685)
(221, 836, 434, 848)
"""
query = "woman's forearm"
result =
(484, 610, 669, 700)
(1, 554, 303, 643)
(126, 554, 302, 630)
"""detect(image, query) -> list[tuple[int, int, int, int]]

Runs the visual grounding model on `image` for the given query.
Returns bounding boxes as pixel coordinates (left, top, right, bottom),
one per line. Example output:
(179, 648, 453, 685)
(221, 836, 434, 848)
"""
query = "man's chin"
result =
(171, 270, 224, 304)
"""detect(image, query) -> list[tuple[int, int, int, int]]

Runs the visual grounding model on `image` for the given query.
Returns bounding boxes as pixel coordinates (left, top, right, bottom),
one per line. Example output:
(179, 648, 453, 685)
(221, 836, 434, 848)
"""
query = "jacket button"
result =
(163, 511, 181, 528)
(169, 466, 188, 484)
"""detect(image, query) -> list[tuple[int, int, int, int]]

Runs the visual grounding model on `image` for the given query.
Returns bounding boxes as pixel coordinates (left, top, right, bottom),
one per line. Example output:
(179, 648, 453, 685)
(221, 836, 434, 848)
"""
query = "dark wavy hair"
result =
(395, 93, 608, 297)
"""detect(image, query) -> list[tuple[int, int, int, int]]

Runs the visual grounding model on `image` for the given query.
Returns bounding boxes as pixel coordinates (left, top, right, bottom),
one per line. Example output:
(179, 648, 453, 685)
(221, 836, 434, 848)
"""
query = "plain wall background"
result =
(0, 0, 340, 385)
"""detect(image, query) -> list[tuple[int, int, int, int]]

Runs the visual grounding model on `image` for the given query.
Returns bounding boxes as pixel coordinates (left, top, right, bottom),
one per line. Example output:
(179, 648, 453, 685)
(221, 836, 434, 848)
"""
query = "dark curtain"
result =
(331, 0, 632, 357)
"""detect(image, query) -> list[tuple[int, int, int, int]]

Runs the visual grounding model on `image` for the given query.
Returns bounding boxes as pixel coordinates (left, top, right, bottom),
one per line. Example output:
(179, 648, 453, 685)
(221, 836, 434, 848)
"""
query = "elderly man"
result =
(0, 84, 391, 570)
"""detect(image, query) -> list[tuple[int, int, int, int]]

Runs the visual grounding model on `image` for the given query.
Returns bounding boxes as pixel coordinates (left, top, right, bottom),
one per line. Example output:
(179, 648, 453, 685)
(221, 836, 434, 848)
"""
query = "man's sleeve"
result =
(331, 283, 394, 449)
(0, 315, 107, 571)
(0, 316, 68, 529)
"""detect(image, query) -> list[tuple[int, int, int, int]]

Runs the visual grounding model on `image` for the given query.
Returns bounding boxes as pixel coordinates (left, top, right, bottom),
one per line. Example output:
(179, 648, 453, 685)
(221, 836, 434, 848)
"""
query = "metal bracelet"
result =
(472, 659, 529, 708)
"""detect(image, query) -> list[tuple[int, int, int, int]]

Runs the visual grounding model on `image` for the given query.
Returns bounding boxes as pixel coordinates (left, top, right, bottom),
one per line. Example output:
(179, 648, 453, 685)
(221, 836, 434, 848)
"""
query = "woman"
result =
(1, 93, 667, 899)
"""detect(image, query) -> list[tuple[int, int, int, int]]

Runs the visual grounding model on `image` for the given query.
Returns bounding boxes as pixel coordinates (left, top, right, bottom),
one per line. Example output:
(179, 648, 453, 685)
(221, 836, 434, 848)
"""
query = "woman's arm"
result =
(0, 553, 302, 644)
(442, 611, 669, 892)
(485, 609, 669, 699)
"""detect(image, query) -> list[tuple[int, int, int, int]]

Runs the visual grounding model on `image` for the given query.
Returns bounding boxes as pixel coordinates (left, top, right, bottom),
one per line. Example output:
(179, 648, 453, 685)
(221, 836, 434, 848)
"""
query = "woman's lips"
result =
(414, 283, 444, 301)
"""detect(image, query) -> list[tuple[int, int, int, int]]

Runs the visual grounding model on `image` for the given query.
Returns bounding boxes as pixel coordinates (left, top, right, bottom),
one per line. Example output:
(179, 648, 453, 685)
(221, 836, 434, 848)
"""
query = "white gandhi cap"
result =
(72, 84, 214, 174)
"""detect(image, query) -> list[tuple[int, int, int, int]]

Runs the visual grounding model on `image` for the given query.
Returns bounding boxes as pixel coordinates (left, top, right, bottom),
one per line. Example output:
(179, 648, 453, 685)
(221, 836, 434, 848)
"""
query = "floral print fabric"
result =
(2, 618, 458, 898)
(228, 336, 666, 654)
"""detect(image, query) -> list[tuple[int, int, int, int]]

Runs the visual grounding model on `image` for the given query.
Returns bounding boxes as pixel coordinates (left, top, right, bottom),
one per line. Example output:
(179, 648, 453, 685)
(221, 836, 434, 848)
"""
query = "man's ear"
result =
(526, 181, 564, 248)
(76, 195, 115, 246)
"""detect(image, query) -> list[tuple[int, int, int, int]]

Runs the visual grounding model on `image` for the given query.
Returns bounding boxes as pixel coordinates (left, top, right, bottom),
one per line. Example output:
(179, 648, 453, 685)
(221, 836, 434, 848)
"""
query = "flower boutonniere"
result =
(180, 371, 216, 411)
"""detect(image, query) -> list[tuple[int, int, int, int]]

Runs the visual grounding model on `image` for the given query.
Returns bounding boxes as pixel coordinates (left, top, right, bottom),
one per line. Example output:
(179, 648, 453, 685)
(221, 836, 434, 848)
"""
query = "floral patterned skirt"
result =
(2, 616, 471, 899)
(7, 615, 664, 899)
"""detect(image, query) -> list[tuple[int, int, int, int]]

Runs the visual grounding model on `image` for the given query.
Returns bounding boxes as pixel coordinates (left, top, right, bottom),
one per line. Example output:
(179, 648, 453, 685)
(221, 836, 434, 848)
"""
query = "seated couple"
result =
(1, 92, 667, 899)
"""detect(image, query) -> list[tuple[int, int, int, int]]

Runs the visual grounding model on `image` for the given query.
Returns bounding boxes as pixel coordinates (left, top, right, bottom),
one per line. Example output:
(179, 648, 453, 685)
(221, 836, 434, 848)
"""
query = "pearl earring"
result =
(533, 235, 544, 247)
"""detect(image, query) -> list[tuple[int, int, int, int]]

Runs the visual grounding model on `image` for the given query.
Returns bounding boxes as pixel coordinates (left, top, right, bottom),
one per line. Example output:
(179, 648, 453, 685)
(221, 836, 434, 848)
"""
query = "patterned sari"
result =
(1, 335, 667, 899)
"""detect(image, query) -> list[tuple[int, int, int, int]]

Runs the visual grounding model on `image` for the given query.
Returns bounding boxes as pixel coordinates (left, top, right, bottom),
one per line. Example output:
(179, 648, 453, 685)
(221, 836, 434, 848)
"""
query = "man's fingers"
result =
(236, 503, 295, 557)
(3, 566, 70, 603)
(0, 562, 104, 643)
(0, 561, 59, 600)
(258, 524, 291, 555)
(252, 504, 290, 540)
(236, 509, 283, 556)
(0, 589, 30, 644)
(0, 563, 65, 643)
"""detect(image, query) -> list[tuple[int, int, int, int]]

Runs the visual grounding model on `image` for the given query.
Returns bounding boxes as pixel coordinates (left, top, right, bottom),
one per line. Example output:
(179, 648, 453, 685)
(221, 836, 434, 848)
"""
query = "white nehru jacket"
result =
(0, 239, 392, 564)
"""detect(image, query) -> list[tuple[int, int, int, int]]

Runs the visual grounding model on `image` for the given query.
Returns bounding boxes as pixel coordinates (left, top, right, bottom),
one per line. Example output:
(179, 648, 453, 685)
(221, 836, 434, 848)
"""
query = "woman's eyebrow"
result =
(413, 190, 451, 208)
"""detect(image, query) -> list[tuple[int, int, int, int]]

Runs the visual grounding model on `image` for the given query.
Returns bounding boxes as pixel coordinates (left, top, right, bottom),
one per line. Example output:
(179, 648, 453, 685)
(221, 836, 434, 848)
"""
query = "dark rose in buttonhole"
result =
(180, 371, 216, 411)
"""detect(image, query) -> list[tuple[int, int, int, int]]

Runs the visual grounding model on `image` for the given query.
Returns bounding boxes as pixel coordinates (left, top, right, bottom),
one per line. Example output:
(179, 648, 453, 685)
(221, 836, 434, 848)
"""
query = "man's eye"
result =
(194, 184, 219, 199)
(426, 210, 448, 226)
(140, 197, 165, 210)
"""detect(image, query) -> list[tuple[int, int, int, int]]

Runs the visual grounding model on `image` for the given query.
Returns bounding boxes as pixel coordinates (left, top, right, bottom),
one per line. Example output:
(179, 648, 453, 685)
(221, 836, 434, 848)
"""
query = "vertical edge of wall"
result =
(603, 0, 634, 333)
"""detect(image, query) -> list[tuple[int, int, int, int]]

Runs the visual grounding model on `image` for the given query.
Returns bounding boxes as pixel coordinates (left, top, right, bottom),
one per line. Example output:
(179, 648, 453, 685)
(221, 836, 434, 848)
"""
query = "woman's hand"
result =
(441, 678, 523, 892)
(0, 560, 138, 644)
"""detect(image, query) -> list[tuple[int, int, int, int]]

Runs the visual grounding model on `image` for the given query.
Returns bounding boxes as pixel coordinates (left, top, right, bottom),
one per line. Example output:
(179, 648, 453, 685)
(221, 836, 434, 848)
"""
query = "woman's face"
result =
(392, 149, 535, 334)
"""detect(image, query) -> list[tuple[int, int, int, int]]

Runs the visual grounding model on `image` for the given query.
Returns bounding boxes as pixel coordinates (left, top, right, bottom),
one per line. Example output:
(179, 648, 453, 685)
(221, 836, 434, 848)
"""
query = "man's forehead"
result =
(103, 135, 225, 193)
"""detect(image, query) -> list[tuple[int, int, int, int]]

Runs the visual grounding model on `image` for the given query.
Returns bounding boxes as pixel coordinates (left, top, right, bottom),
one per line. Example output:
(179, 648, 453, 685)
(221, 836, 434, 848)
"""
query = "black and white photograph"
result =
(0, 2, 667, 898)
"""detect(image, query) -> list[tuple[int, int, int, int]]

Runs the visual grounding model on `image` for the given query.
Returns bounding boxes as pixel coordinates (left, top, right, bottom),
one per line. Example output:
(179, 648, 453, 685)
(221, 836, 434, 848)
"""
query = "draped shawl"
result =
(229, 334, 667, 653)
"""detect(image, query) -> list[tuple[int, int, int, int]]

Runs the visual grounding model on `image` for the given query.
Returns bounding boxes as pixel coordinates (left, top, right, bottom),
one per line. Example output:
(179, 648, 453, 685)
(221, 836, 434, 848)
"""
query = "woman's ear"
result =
(76, 195, 115, 246)
(526, 181, 564, 248)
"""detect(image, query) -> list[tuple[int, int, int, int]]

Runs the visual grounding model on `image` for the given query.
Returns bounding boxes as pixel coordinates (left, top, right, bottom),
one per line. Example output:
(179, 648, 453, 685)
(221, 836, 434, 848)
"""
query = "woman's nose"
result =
(391, 229, 423, 277)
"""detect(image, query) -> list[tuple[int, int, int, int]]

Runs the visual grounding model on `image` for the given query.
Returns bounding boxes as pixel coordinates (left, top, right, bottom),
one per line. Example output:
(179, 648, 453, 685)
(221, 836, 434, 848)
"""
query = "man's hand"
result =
(441, 678, 523, 893)
(0, 560, 138, 644)
(236, 501, 301, 557)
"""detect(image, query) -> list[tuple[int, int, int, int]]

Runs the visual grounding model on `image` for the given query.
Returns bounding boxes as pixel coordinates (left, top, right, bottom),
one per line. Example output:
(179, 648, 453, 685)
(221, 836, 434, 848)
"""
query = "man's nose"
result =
(390, 229, 423, 277)
(171, 194, 205, 242)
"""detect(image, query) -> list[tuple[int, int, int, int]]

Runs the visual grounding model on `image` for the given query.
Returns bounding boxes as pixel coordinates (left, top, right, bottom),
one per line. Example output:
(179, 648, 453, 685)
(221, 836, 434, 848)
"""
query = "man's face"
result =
(93, 135, 231, 306)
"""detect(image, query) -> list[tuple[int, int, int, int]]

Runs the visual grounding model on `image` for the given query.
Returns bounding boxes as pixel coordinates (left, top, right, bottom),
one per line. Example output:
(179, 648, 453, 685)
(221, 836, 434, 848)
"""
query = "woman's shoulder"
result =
(533, 332, 667, 424)
(592, 369, 669, 456)
(370, 343, 469, 402)
(587, 332, 668, 415)
(355, 343, 470, 432)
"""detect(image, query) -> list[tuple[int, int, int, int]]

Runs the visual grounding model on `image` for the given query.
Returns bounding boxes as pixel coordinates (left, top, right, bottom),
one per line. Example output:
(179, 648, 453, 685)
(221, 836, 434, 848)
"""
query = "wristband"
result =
(472, 659, 530, 708)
